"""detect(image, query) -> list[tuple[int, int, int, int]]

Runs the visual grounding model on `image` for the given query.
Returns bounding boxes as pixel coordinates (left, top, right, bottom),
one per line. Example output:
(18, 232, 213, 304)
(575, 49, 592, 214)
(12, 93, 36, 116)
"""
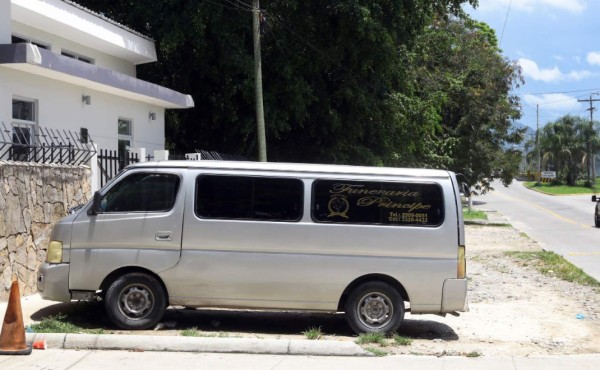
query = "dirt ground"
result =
(17, 211, 600, 356)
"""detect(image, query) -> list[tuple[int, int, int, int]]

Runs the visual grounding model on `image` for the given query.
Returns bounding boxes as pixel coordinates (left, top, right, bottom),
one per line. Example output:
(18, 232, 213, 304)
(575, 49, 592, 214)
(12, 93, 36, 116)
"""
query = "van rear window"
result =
(312, 180, 444, 226)
(196, 175, 303, 221)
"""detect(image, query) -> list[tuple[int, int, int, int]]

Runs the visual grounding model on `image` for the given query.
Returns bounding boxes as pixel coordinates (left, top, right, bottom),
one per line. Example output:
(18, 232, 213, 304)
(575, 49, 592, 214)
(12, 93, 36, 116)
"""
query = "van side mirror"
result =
(87, 191, 102, 216)
(461, 182, 470, 196)
(593, 195, 598, 202)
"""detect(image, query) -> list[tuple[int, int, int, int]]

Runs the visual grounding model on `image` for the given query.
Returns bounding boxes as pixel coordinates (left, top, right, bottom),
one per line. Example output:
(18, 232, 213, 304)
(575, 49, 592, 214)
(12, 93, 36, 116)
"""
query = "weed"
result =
(302, 326, 323, 340)
(465, 350, 482, 357)
(181, 327, 200, 337)
(365, 347, 388, 356)
(356, 332, 387, 346)
(392, 334, 413, 346)
(507, 251, 600, 287)
(463, 209, 487, 220)
(29, 313, 105, 334)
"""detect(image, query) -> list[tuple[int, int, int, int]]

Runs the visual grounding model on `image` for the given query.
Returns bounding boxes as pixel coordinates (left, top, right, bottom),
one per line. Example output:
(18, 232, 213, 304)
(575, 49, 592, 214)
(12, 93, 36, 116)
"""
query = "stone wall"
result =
(0, 162, 91, 300)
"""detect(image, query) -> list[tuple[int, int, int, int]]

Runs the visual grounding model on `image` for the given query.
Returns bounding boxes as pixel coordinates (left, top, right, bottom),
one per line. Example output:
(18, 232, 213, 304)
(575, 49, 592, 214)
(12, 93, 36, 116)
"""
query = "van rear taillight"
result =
(457, 245, 466, 279)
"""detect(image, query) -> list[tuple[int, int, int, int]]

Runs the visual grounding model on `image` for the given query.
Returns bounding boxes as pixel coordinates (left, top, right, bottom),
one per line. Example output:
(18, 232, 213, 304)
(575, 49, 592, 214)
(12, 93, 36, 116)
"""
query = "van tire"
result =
(344, 281, 404, 334)
(105, 272, 166, 330)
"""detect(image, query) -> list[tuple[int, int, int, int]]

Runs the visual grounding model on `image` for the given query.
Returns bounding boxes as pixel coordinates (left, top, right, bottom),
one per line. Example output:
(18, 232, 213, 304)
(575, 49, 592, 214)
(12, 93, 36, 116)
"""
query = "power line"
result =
(512, 88, 600, 96)
(499, 0, 512, 46)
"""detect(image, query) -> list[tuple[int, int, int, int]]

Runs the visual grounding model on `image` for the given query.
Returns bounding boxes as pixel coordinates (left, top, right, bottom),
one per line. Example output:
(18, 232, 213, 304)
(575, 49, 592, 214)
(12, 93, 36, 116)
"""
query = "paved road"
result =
(476, 181, 600, 281)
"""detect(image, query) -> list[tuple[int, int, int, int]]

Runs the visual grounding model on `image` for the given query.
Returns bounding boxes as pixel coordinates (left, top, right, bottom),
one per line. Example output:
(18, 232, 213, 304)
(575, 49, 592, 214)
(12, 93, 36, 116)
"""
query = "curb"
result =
(25, 333, 371, 357)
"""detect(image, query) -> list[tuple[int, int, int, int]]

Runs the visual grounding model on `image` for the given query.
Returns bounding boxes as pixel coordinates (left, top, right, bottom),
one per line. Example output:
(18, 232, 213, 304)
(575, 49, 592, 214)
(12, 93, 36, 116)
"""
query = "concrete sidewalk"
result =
(1, 294, 368, 356)
(2, 350, 600, 369)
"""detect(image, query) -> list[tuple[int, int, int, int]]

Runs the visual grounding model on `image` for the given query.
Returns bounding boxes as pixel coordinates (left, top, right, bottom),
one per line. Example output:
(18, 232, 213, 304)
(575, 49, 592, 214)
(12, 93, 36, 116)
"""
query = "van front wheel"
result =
(105, 272, 166, 330)
(345, 282, 404, 334)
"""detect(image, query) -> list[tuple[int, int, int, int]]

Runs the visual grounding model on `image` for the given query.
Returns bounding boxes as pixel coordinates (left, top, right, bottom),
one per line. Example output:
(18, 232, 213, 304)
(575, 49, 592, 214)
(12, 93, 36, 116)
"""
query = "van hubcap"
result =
(119, 285, 153, 319)
(357, 292, 393, 328)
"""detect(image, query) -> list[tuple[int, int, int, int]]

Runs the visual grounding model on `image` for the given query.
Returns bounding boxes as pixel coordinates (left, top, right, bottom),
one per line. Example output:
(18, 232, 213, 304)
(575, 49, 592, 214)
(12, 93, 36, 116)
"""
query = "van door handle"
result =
(155, 232, 172, 241)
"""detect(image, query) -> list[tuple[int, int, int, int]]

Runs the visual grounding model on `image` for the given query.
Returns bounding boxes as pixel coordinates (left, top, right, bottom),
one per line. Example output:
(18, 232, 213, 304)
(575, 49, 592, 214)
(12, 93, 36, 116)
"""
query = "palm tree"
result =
(539, 116, 587, 185)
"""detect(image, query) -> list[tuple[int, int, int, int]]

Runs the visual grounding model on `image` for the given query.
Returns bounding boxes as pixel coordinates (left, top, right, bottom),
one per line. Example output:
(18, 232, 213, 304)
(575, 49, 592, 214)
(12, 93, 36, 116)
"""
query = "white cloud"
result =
(518, 58, 594, 82)
(587, 52, 600, 66)
(523, 94, 578, 112)
(518, 58, 562, 82)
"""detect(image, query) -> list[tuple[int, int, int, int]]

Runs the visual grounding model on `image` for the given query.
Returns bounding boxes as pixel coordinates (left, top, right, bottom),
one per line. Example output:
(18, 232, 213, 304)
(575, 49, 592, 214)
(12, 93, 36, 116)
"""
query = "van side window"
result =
(100, 173, 180, 213)
(312, 180, 444, 226)
(196, 175, 303, 221)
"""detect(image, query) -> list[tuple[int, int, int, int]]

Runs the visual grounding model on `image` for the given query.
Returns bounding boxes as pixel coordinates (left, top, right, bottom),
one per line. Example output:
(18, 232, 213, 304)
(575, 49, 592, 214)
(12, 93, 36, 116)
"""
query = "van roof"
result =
(128, 160, 453, 179)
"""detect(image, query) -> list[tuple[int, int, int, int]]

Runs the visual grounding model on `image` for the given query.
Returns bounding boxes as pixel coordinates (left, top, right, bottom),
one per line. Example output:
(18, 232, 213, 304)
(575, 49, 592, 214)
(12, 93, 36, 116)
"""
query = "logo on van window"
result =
(327, 195, 350, 219)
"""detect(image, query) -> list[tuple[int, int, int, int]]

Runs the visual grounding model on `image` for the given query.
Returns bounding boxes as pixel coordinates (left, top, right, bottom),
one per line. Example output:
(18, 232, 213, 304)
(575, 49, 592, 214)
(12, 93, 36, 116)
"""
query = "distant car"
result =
(593, 195, 600, 227)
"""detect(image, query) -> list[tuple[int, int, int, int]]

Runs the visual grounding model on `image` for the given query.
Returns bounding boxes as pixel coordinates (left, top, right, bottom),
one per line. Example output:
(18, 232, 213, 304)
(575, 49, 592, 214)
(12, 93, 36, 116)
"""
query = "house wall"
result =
(11, 22, 137, 76)
(0, 162, 91, 300)
(0, 67, 166, 155)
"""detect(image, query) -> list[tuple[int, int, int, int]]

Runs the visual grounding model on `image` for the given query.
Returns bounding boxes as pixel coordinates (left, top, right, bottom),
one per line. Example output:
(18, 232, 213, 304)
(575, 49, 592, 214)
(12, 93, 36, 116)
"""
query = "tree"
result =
(539, 115, 597, 186)
(76, 0, 478, 164)
(407, 16, 524, 192)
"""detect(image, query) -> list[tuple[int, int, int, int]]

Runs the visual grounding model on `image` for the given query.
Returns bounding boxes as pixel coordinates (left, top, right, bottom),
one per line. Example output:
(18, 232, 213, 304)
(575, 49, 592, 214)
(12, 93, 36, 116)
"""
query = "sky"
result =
(466, 0, 600, 130)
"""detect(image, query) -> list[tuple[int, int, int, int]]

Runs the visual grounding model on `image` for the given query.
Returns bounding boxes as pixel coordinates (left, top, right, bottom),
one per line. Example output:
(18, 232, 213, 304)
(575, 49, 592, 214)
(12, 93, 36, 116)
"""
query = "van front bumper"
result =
(37, 262, 71, 302)
(441, 278, 468, 312)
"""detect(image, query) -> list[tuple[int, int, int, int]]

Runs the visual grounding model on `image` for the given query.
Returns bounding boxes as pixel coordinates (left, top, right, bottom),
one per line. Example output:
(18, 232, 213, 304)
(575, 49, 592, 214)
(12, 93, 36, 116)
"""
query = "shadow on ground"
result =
(30, 302, 458, 341)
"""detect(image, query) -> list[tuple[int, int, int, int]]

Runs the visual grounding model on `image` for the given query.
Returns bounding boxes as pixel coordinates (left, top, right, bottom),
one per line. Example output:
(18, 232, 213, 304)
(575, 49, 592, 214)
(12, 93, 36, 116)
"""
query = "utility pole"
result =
(536, 104, 540, 180)
(578, 95, 600, 185)
(252, 0, 267, 162)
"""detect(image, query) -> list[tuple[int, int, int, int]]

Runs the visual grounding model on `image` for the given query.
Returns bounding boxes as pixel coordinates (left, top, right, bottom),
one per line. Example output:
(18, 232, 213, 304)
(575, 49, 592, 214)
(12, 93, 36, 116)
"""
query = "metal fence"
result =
(0, 122, 96, 165)
(97, 149, 139, 188)
(170, 150, 247, 161)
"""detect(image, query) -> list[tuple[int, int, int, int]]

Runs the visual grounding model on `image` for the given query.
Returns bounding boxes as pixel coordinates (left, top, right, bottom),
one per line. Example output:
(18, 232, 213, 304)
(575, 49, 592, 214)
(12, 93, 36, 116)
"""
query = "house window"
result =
(61, 50, 94, 64)
(11, 34, 50, 50)
(118, 118, 133, 170)
(11, 98, 38, 160)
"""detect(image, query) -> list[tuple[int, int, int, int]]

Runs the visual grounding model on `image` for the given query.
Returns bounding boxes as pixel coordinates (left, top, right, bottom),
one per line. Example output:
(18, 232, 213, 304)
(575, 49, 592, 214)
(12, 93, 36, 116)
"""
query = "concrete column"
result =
(0, 0, 11, 44)
(154, 150, 169, 161)
(133, 147, 147, 162)
(89, 143, 100, 193)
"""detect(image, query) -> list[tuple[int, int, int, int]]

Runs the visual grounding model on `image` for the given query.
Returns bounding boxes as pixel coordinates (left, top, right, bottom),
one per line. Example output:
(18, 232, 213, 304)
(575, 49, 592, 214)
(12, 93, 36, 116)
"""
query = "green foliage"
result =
(392, 334, 413, 346)
(408, 16, 523, 192)
(463, 208, 487, 220)
(356, 332, 387, 346)
(365, 347, 388, 356)
(507, 251, 600, 287)
(29, 314, 105, 334)
(302, 326, 323, 340)
(75, 0, 487, 167)
(530, 116, 600, 186)
(181, 327, 200, 337)
(523, 180, 600, 194)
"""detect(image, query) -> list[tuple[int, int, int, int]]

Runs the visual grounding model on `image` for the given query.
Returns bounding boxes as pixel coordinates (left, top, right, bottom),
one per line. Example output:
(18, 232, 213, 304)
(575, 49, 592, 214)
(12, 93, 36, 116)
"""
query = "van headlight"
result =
(47, 241, 63, 263)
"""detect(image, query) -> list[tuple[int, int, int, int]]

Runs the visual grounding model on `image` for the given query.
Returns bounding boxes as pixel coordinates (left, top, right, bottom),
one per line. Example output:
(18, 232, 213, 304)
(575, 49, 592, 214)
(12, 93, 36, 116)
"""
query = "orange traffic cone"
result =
(0, 280, 32, 355)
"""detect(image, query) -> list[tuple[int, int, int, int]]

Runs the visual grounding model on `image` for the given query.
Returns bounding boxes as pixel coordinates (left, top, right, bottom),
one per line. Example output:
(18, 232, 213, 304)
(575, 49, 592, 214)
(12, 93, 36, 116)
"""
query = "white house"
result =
(0, 0, 194, 187)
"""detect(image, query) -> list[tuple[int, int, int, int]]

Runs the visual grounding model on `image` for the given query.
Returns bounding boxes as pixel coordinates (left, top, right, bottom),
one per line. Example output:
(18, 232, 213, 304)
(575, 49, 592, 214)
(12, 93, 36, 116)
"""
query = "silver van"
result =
(38, 161, 468, 334)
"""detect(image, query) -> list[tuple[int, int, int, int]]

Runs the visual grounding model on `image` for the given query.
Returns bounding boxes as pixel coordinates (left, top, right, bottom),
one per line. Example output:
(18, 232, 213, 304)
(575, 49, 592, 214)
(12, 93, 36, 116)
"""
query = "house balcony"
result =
(0, 43, 194, 109)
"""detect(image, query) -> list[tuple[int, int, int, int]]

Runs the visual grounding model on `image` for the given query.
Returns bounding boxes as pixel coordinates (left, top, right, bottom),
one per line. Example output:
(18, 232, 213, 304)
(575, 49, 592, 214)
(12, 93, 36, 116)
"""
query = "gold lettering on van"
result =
(356, 197, 431, 213)
(329, 183, 420, 198)
(327, 195, 350, 219)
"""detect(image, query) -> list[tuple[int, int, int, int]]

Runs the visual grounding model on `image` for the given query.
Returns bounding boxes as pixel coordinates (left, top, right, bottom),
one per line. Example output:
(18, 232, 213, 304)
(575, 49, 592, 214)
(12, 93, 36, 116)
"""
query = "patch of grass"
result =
(463, 209, 488, 220)
(465, 350, 482, 358)
(302, 326, 323, 340)
(356, 332, 387, 346)
(181, 327, 200, 337)
(524, 181, 599, 195)
(365, 347, 388, 356)
(507, 251, 600, 287)
(29, 313, 105, 334)
(392, 334, 413, 346)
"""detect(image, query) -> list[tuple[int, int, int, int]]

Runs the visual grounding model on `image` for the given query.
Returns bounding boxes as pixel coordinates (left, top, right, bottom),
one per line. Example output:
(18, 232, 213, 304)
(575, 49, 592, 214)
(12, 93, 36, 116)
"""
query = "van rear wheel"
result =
(344, 281, 404, 334)
(105, 272, 166, 330)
